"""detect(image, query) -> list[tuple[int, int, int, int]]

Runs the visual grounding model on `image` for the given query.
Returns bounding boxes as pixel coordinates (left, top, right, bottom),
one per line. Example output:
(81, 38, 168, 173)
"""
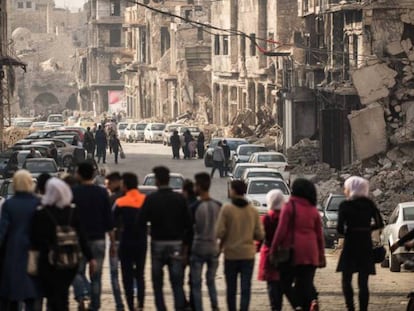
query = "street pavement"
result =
(70, 142, 413, 310)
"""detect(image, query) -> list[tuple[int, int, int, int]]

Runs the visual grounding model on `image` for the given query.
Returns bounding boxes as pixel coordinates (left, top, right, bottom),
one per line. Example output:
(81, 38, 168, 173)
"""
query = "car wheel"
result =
(62, 155, 72, 167)
(389, 254, 401, 272)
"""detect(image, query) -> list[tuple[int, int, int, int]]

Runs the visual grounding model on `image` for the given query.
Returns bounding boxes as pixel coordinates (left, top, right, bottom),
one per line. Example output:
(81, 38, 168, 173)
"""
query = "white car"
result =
(117, 122, 129, 141)
(245, 177, 290, 215)
(232, 144, 268, 169)
(163, 124, 181, 146)
(46, 114, 64, 128)
(144, 123, 166, 143)
(381, 202, 414, 272)
(178, 126, 201, 140)
(248, 152, 290, 180)
(142, 173, 184, 191)
(134, 123, 147, 142)
(241, 168, 284, 182)
(124, 123, 137, 142)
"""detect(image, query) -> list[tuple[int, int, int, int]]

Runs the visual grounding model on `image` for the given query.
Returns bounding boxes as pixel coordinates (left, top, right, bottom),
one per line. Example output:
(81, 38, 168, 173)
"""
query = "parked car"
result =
(27, 129, 83, 141)
(30, 122, 47, 131)
(53, 135, 78, 145)
(382, 202, 414, 272)
(163, 124, 181, 146)
(204, 137, 248, 167)
(125, 123, 137, 143)
(248, 151, 290, 180)
(177, 126, 201, 140)
(117, 122, 129, 141)
(15, 120, 33, 128)
(46, 114, 64, 129)
(245, 177, 290, 216)
(0, 152, 15, 179)
(144, 123, 166, 143)
(75, 116, 95, 128)
(231, 144, 268, 169)
(22, 158, 63, 178)
(10, 145, 49, 157)
(40, 138, 83, 167)
(320, 194, 346, 248)
(0, 178, 37, 200)
(227, 163, 267, 197)
(134, 123, 147, 142)
(241, 168, 284, 182)
(142, 173, 184, 191)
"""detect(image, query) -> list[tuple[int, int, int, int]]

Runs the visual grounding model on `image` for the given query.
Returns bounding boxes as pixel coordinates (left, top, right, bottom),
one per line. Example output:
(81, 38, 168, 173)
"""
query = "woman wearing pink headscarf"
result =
(336, 176, 384, 311)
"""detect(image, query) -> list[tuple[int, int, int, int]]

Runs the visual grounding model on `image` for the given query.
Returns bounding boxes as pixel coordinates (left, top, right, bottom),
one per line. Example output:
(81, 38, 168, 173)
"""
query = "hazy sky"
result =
(54, 0, 85, 10)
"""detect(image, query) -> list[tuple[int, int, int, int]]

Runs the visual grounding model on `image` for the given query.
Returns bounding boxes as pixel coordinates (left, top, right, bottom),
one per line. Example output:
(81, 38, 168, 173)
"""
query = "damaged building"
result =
(121, 1, 211, 121)
(10, 0, 86, 115)
(297, 0, 414, 168)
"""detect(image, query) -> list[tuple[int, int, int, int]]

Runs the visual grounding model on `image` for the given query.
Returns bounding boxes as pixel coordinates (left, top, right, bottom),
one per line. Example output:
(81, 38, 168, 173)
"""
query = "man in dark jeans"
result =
(114, 173, 147, 311)
(72, 162, 115, 311)
(140, 166, 192, 311)
(105, 172, 125, 311)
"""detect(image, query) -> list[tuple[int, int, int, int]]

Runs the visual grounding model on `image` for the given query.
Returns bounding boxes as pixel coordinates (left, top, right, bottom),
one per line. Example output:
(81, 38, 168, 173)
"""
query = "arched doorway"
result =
(33, 92, 60, 114)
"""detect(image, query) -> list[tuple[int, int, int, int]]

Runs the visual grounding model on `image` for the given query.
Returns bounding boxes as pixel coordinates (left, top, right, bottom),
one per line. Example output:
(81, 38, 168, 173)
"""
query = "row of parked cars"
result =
(117, 122, 201, 145)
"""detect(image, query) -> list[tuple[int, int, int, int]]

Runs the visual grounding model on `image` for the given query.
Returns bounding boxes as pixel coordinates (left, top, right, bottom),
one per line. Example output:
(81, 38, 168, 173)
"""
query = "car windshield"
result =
(247, 172, 283, 179)
(326, 196, 345, 211)
(167, 125, 179, 132)
(54, 136, 74, 144)
(239, 146, 267, 156)
(16, 122, 32, 128)
(258, 154, 286, 162)
(187, 127, 199, 133)
(27, 131, 48, 138)
(234, 165, 262, 178)
(210, 139, 247, 151)
(248, 180, 289, 195)
(118, 123, 128, 130)
(144, 176, 183, 189)
(151, 124, 165, 131)
(25, 161, 57, 173)
(48, 116, 63, 122)
(136, 124, 147, 130)
(403, 207, 414, 221)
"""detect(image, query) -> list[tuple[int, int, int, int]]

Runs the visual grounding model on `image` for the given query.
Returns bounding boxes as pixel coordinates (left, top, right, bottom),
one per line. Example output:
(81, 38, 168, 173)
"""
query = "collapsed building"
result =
(121, 1, 211, 121)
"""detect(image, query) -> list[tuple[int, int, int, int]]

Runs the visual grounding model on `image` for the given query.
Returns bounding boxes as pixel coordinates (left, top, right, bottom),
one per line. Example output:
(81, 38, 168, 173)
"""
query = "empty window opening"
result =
(26, 1, 32, 8)
(250, 33, 256, 56)
(160, 27, 171, 55)
(197, 27, 203, 41)
(139, 27, 147, 63)
(110, 66, 121, 81)
(17, 2, 24, 9)
(110, 0, 121, 16)
(110, 28, 122, 47)
(223, 35, 229, 55)
(214, 34, 220, 55)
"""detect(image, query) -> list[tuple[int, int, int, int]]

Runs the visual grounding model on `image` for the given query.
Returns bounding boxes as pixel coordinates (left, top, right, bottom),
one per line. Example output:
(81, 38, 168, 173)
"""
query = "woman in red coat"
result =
(258, 190, 286, 311)
(270, 179, 325, 311)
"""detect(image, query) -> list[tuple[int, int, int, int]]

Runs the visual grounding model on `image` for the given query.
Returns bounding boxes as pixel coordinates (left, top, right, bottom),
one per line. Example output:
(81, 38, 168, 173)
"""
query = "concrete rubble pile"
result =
(3, 126, 30, 149)
(287, 138, 320, 166)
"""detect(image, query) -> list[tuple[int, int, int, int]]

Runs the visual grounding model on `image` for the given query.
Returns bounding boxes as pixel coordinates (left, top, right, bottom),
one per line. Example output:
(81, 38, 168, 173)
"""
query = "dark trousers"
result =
(224, 259, 254, 311)
(211, 161, 224, 178)
(172, 146, 180, 159)
(197, 144, 204, 159)
(280, 264, 317, 311)
(0, 299, 40, 311)
(267, 281, 283, 311)
(342, 271, 369, 311)
(96, 146, 106, 163)
(114, 150, 119, 164)
(120, 245, 147, 310)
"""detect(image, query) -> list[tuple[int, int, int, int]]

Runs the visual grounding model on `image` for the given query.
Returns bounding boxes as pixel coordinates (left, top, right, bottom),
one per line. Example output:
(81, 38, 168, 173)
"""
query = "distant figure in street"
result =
(26, 148, 39, 159)
(95, 125, 108, 164)
(216, 180, 264, 311)
(189, 139, 197, 158)
(222, 140, 231, 176)
(72, 162, 114, 311)
(190, 173, 222, 311)
(114, 173, 147, 311)
(336, 176, 384, 311)
(84, 127, 96, 157)
(140, 166, 192, 311)
(110, 135, 122, 164)
(184, 130, 193, 159)
(258, 190, 285, 311)
(72, 135, 82, 148)
(210, 141, 225, 178)
(0, 170, 41, 311)
(170, 130, 181, 159)
(197, 132, 205, 159)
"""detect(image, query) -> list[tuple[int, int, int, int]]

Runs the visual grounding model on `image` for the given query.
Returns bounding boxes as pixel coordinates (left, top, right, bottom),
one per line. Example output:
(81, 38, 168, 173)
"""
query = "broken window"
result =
(139, 27, 147, 63)
(223, 35, 229, 55)
(185, 10, 191, 21)
(197, 27, 203, 41)
(214, 35, 220, 55)
(160, 27, 171, 56)
(109, 65, 121, 81)
(110, 27, 122, 47)
(26, 1, 32, 8)
(17, 2, 24, 9)
(240, 36, 246, 58)
(110, 0, 121, 16)
(250, 33, 256, 56)
(187, 0, 194, 4)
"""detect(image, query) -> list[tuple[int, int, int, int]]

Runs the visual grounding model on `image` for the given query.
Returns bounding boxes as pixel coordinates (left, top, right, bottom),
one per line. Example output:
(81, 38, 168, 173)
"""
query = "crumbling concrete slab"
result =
(351, 63, 398, 105)
(386, 41, 404, 56)
(348, 105, 387, 160)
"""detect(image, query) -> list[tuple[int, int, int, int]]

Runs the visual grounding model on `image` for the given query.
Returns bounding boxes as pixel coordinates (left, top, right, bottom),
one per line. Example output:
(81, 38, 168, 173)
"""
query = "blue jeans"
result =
(73, 240, 106, 311)
(224, 259, 255, 311)
(110, 253, 125, 311)
(151, 241, 186, 311)
(190, 254, 219, 311)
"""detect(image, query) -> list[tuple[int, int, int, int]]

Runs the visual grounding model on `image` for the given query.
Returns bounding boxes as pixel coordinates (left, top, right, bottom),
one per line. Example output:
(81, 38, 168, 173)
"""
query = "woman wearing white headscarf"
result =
(31, 178, 95, 311)
(257, 189, 285, 311)
(336, 176, 384, 311)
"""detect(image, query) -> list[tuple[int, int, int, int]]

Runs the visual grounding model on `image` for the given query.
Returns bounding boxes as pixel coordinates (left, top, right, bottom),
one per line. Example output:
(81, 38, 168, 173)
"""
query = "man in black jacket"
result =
(140, 166, 192, 311)
(222, 140, 231, 176)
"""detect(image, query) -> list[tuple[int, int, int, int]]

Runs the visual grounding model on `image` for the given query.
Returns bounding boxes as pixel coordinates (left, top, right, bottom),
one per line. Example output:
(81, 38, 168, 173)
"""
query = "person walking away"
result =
(270, 179, 326, 311)
(114, 173, 147, 311)
(258, 190, 285, 311)
(0, 170, 41, 311)
(110, 135, 123, 164)
(211, 141, 225, 178)
(170, 130, 181, 159)
(184, 130, 193, 160)
(216, 180, 264, 311)
(105, 172, 125, 311)
(140, 166, 192, 311)
(222, 140, 231, 176)
(72, 162, 115, 311)
(336, 176, 384, 311)
(84, 127, 96, 158)
(197, 132, 205, 159)
(191, 173, 222, 311)
(31, 178, 96, 311)
(95, 125, 108, 164)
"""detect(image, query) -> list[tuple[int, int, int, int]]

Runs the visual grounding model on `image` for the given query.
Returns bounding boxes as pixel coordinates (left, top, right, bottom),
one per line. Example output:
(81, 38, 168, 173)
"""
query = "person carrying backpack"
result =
(31, 178, 96, 311)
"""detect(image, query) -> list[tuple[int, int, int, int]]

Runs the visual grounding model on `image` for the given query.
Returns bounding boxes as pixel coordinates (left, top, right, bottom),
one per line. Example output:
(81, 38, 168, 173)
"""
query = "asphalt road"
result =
(70, 142, 414, 311)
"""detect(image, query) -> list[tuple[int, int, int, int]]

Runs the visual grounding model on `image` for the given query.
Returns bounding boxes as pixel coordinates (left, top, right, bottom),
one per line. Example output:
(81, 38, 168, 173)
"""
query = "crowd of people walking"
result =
(0, 160, 408, 311)
(170, 130, 205, 160)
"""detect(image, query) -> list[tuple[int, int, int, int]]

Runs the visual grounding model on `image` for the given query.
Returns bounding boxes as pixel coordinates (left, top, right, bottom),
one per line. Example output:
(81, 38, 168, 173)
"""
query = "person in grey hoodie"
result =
(190, 173, 222, 311)
(210, 141, 225, 178)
